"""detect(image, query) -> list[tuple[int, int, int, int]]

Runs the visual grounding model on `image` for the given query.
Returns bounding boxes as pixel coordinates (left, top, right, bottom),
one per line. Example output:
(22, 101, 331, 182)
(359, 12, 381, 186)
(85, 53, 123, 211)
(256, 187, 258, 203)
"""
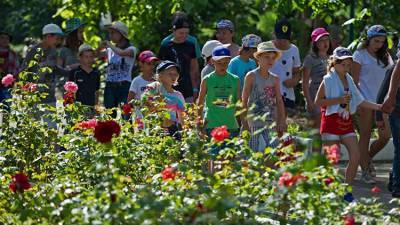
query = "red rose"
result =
(63, 92, 75, 106)
(210, 126, 230, 142)
(325, 144, 340, 164)
(371, 186, 381, 193)
(9, 172, 31, 193)
(324, 177, 334, 186)
(134, 118, 144, 130)
(344, 215, 355, 225)
(22, 82, 37, 92)
(76, 119, 97, 130)
(122, 103, 132, 115)
(94, 120, 121, 143)
(279, 172, 306, 187)
(161, 166, 177, 181)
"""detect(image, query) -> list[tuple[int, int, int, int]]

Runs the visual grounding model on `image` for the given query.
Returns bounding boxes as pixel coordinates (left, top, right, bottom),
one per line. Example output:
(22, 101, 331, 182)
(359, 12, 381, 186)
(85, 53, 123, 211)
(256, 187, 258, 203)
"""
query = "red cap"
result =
(311, 28, 330, 43)
(138, 50, 159, 63)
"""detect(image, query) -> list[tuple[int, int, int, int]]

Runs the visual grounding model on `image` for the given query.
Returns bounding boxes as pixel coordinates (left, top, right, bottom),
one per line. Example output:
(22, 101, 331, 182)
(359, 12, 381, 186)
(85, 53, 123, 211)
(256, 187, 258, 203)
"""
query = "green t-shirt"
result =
(204, 71, 239, 129)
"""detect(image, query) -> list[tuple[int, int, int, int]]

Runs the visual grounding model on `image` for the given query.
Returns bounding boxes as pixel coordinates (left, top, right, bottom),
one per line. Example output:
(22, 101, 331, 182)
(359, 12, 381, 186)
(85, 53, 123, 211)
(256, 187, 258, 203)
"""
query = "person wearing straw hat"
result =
(57, 18, 85, 70)
(98, 21, 137, 110)
(242, 41, 286, 151)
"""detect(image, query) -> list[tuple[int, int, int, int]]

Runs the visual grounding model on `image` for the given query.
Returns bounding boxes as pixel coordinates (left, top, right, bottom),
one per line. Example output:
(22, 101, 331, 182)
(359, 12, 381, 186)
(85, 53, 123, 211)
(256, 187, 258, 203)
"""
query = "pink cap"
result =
(311, 28, 330, 43)
(138, 50, 159, 63)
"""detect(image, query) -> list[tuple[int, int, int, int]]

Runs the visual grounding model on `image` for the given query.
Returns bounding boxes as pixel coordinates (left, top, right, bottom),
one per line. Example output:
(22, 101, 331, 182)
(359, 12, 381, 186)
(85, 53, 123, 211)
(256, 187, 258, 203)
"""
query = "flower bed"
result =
(0, 61, 399, 224)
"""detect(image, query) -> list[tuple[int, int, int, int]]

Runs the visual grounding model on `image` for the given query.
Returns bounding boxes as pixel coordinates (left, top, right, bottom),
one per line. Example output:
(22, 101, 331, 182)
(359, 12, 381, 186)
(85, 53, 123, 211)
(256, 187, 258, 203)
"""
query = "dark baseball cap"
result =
(172, 17, 190, 30)
(156, 60, 181, 74)
(274, 19, 292, 40)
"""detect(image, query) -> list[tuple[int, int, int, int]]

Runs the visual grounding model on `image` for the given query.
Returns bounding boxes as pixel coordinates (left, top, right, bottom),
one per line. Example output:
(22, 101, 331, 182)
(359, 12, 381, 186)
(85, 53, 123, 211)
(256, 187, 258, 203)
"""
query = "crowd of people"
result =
(0, 12, 399, 199)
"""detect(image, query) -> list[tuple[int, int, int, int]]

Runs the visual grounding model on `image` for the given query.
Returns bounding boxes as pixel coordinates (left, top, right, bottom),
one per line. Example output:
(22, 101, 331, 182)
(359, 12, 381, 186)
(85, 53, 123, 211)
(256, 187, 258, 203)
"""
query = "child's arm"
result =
(359, 101, 381, 111)
(235, 78, 241, 126)
(196, 79, 207, 128)
(351, 61, 361, 84)
(302, 67, 314, 112)
(241, 72, 254, 131)
(314, 81, 350, 107)
(283, 67, 302, 88)
(106, 41, 135, 57)
(274, 76, 287, 135)
(190, 58, 200, 99)
(127, 91, 136, 104)
(95, 91, 100, 106)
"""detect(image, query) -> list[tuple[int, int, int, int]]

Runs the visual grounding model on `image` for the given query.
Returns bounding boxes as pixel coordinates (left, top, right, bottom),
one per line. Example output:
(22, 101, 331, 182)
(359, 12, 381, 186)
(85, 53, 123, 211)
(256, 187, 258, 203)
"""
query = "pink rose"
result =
(2, 74, 15, 87)
(64, 81, 78, 93)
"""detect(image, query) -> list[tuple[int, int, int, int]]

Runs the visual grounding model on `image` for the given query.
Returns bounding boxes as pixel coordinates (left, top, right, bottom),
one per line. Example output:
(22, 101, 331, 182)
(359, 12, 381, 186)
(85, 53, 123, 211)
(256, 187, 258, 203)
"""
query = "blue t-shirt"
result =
(227, 56, 257, 91)
(161, 34, 201, 59)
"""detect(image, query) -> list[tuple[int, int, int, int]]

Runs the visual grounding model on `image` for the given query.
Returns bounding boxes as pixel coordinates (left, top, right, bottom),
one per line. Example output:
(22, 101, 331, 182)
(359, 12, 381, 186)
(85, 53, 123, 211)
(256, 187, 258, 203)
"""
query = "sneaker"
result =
(343, 192, 355, 202)
(393, 190, 400, 198)
(388, 171, 393, 192)
(368, 162, 377, 177)
(361, 170, 377, 184)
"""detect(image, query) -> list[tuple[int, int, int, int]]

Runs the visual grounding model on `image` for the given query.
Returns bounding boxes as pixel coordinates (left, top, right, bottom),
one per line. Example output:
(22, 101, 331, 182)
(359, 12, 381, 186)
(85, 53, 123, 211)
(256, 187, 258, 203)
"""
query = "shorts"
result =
(321, 132, 357, 141)
(282, 97, 295, 109)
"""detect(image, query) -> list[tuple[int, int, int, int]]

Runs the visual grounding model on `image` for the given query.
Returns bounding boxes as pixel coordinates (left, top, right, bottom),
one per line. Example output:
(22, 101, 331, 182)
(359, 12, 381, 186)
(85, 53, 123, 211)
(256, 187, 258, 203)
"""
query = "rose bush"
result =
(0, 56, 399, 224)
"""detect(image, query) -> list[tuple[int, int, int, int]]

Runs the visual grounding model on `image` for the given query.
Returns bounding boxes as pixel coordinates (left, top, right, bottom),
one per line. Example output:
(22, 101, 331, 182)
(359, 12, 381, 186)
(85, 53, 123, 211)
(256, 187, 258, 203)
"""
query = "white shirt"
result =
(353, 49, 393, 103)
(129, 75, 154, 100)
(106, 45, 137, 82)
(270, 44, 301, 101)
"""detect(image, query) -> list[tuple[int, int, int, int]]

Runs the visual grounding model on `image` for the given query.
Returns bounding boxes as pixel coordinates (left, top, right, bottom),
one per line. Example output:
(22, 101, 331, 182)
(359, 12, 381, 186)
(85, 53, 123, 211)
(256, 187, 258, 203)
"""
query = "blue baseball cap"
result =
(367, 25, 387, 39)
(216, 19, 234, 31)
(212, 46, 231, 61)
(332, 47, 353, 60)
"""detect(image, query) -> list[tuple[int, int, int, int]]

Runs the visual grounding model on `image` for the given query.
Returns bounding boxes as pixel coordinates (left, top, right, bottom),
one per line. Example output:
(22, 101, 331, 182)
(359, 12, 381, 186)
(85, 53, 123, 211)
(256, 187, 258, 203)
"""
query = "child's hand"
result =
(277, 121, 287, 134)
(376, 120, 385, 129)
(340, 94, 351, 104)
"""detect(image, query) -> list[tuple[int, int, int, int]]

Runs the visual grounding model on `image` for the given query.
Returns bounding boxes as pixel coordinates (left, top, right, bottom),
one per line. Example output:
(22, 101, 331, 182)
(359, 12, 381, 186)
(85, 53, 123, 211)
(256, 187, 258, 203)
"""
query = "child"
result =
(22, 23, 64, 104)
(68, 44, 100, 109)
(228, 34, 261, 91)
(0, 29, 19, 103)
(99, 21, 137, 109)
(197, 46, 240, 136)
(127, 50, 158, 102)
(242, 41, 286, 151)
(142, 60, 185, 139)
(303, 28, 331, 129)
(201, 40, 222, 79)
(315, 47, 381, 188)
(352, 25, 393, 183)
(270, 19, 301, 110)
(215, 20, 240, 57)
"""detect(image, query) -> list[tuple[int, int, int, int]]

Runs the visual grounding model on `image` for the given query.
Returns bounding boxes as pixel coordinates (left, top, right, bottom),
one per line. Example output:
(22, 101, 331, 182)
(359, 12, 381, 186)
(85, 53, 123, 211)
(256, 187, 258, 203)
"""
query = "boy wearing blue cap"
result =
(197, 46, 240, 136)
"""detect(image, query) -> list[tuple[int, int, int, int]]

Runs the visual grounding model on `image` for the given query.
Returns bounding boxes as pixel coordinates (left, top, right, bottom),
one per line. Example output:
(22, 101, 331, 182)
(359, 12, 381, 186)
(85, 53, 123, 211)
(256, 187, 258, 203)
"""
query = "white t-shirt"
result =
(269, 44, 301, 101)
(353, 49, 393, 103)
(106, 45, 137, 82)
(129, 75, 154, 100)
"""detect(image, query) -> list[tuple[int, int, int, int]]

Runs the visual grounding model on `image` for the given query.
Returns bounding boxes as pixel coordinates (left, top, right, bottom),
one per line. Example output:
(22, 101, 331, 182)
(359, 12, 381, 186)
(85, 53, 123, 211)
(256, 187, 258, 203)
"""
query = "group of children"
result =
(2, 13, 399, 198)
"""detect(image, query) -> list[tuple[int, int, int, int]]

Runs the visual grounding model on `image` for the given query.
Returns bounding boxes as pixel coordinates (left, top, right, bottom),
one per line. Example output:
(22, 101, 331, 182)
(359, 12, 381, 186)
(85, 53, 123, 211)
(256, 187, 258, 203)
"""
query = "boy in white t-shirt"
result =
(270, 19, 302, 109)
(127, 50, 158, 102)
